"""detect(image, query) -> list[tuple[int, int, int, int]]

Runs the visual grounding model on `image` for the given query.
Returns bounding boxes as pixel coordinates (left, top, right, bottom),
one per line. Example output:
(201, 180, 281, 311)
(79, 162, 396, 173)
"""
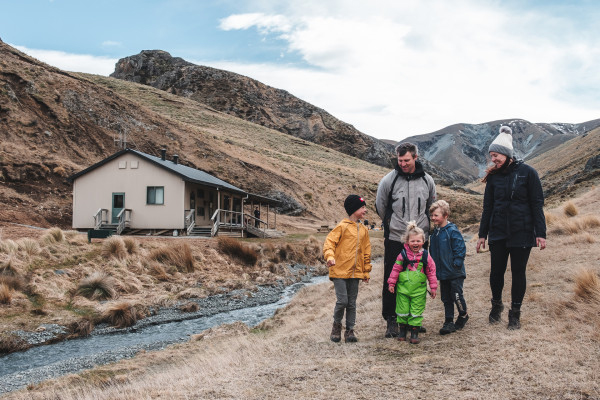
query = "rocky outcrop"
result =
(110, 50, 395, 167)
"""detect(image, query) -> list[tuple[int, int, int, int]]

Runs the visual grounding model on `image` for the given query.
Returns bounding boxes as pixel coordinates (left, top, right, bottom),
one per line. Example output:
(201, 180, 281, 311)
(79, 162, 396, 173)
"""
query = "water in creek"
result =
(0, 276, 328, 393)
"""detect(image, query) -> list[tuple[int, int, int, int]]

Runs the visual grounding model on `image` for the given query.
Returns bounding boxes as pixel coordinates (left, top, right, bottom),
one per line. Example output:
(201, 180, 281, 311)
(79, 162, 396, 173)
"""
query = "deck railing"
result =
(93, 208, 109, 229)
(116, 209, 132, 235)
(184, 209, 196, 235)
(211, 209, 245, 236)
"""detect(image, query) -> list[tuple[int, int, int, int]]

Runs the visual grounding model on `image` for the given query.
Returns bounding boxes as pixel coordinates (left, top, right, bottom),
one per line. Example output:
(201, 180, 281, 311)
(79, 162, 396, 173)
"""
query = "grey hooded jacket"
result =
(376, 161, 436, 243)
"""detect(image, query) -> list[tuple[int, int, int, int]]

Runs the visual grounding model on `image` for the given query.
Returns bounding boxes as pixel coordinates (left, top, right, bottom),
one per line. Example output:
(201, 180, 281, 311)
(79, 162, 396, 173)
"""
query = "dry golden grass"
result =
(573, 268, 600, 301)
(101, 302, 137, 328)
(41, 227, 64, 244)
(547, 213, 600, 235)
(101, 236, 127, 259)
(217, 237, 258, 266)
(122, 237, 139, 255)
(0, 239, 18, 254)
(76, 272, 117, 300)
(0, 334, 30, 355)
(0, 275, 25, 292)
(16, 237, 40, 255)
(68, 319, 95, 337)
(149, 242, 195, 273)
(0, 283, 12, 304)
(563, 201, 579, 217)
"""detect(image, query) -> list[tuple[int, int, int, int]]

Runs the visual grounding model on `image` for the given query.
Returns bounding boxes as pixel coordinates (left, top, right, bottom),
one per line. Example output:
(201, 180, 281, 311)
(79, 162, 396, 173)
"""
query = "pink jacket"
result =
(387, 244, 437, 291)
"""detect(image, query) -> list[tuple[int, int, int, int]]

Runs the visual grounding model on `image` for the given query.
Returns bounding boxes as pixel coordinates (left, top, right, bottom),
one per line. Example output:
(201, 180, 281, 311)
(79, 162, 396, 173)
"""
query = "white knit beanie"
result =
(488, 126, 514, 158)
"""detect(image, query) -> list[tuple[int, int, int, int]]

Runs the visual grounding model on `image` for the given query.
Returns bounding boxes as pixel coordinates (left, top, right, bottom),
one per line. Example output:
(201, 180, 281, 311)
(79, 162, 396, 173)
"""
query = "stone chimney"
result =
(161, 148, 166, 161)
(172, 155, 179, 165)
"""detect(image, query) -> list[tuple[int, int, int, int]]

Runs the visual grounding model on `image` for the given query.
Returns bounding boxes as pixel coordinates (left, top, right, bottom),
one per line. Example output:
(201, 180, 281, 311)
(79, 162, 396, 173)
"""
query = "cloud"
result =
(101, 40, 122, 48)
(216, 1, 600, 140)
(11, 45, 117, 76)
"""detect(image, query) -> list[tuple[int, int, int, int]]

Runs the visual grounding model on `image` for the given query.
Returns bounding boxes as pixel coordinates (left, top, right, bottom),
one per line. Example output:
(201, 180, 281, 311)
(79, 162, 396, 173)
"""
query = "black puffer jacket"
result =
(478, 160, 546, 247)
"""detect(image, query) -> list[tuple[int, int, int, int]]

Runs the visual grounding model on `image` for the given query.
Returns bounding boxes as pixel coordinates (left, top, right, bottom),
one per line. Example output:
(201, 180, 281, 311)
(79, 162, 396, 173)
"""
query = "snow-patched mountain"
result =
(399, 119, 600, 182)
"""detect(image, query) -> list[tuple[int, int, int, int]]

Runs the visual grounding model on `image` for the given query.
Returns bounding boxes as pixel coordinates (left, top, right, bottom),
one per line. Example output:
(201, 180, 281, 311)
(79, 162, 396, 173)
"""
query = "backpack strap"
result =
(400, 248, 428, 274)
(383, 172, 401, 239)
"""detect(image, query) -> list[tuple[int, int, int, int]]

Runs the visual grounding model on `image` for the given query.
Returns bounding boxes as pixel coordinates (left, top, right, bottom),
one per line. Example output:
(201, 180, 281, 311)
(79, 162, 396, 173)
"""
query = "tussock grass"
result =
(548, 214, 600, 235)
(77, 272, 117, 300)
(149, 243, 195, 273)
(179, 302, 200, 312)
(0, 239, 18, 254)
(563, 201, 579, 217)
(16, 237, 40, 255)
(574, 268, 600, 301)
(101, 302, 137, 328)
(217, 237, 258, 266)
(0, 334, 30, 355)
(148, 262, 170, 281)
(101, 236, 127, 259)
(122, 237, 139, 255)
(0, 258, 19, 276)
(41, 227, 64, 244)
(0, 275, 25, 291)
(0, 283, 12, 304)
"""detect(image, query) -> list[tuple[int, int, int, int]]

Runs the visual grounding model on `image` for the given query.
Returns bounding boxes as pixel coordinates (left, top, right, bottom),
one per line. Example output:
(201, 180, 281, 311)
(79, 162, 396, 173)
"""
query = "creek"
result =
(0, 275, 329, 394)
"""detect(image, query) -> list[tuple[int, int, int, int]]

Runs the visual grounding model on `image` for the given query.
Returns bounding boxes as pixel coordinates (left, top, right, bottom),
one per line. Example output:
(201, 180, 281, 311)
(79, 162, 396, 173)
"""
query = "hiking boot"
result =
(330, 322, 342, 342)
(409, 326, 421, 344)
(385, 316, 398, 338)
(419, 326, 427, 333)
(397, 324, 408, 342)
(489, 299, 504, 324)
(455, 314, 469, 330)
(439, 321, 457, 335)
(345, 328, 358, 343)
(507, 310, 521, 330)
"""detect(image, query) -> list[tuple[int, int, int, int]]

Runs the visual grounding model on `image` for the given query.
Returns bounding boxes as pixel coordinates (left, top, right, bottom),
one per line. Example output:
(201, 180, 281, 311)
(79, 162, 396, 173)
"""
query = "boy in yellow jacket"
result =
(323, 195, 372, 343)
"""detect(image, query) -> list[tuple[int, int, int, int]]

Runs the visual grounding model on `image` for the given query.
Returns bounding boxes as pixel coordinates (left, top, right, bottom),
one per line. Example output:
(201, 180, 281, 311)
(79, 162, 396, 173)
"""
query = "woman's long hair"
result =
(481, 156, 513, 183)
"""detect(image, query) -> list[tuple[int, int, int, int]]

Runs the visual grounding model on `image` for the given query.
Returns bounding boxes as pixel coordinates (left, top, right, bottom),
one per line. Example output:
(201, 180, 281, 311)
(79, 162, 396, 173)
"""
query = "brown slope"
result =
(109, 50, 396, 168)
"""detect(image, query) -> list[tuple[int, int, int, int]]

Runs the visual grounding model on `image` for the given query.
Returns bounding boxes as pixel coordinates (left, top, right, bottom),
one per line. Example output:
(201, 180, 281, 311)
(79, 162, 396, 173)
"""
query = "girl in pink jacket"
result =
(388, 221, 437, 344)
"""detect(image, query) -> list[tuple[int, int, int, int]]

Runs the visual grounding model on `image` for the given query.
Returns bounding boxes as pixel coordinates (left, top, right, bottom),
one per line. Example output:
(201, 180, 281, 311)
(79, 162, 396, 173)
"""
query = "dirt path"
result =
(6, 219, 599, 399)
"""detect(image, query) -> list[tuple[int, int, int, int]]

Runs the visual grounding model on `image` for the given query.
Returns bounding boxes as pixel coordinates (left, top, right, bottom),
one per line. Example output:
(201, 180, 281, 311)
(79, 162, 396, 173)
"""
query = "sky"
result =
(2, 0, 599, 141)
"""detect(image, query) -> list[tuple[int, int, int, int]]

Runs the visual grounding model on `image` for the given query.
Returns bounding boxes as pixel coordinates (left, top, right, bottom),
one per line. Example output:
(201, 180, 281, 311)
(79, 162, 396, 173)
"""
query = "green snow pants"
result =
(395, 268, 428, 327)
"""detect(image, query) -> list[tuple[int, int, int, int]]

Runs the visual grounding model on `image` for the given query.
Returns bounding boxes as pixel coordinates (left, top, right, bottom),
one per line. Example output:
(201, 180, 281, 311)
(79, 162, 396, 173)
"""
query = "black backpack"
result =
(399, 248, 428, 273)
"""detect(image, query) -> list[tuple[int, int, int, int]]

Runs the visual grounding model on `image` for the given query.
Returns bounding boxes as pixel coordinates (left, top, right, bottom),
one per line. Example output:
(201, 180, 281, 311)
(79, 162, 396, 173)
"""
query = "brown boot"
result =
(344, 328, 358, 343)
(330, 322, 342, 342)
(409, 326, 421, 344)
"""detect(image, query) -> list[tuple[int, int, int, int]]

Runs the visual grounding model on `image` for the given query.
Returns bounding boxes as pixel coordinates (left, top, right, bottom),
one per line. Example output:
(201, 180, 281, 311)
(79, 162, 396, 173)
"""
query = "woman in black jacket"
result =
(476, 126, 546, 330)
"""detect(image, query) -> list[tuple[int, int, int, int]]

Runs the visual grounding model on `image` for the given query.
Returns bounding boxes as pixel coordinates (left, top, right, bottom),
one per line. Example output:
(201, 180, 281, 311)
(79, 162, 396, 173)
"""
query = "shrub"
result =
(41, 227, 65, 244)
(563, 201, 579, 217)
(574, 268, 600, 301)
(102, 236, 127, 259)
(149, 242, 195, 273)
(0, 283, 12, 304)
(102, 302, 137, 328)
(122, 237, 139, 255)
(77, 272, 117, 300)
(217, 237, 258, 266)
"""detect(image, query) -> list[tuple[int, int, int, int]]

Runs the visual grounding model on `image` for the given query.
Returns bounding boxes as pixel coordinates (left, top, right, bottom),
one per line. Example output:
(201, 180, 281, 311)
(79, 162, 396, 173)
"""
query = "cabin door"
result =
(111, 193, 125, 224)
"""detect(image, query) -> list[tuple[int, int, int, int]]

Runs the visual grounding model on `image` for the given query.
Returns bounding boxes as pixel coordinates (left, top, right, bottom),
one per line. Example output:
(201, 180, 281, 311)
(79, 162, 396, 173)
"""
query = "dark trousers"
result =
(332, 278, 360, 329)
(439, 278, 467, 320)
(382, 238, 429, 320)
(382, 239, 404, 319)
(489, 240, 532, 308)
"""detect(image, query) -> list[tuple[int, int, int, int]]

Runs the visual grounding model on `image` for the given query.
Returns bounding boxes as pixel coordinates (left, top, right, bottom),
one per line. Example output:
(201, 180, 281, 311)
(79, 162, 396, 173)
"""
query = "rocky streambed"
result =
(0, 263, 328, 394)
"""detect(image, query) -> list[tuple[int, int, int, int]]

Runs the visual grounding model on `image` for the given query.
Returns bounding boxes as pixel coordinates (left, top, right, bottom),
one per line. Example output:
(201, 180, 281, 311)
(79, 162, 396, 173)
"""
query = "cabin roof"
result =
(68, 149, 247, 195)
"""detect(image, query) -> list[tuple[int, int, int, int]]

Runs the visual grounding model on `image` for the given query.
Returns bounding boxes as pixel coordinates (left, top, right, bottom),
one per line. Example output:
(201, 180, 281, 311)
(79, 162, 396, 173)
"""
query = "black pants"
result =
(439, 278, 467, 320)
(382, 238, 429, 320)
(489, 240, 532, 308)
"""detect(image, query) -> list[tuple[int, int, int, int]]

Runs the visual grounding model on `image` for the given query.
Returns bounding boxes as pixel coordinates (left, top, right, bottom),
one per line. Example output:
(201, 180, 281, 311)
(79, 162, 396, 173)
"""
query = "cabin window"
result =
(147, 186, 164, 205)
(197, 189, 204, 199)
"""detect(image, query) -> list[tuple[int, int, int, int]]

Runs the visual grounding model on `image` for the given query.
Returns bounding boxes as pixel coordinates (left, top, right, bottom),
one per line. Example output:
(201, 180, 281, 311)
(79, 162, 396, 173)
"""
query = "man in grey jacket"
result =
(376, 142, 437, 337)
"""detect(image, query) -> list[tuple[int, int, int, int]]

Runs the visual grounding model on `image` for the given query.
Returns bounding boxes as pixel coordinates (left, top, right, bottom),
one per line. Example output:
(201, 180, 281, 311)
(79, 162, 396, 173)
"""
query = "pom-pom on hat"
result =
(488, 125, 514, 158)
(344, 195, 366, 216)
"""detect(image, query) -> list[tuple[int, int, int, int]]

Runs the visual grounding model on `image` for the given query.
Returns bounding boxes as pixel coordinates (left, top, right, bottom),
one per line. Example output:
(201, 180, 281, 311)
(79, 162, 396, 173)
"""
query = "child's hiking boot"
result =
(507, 310, 521, 330)
(419, 326, 427, 333)
(344, 328, 358, 343)
(385, 316, 398, 338)
(409, 326, 421, 344)
(330, 322, 342, 342)
(489, 299, 504, 324)
(455, 314, 469, 330)
(439, 321, 456, 335)
(397, 324, 408, 342)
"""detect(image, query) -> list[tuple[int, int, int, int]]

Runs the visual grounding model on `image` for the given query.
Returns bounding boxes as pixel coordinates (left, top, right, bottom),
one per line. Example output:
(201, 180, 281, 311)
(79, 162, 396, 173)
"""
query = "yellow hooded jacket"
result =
(323, 218, 372, 280)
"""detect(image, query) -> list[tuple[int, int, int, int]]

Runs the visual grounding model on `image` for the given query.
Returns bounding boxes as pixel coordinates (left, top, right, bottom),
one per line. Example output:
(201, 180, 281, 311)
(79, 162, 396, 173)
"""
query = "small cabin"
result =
(69, 149, 280, 237)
